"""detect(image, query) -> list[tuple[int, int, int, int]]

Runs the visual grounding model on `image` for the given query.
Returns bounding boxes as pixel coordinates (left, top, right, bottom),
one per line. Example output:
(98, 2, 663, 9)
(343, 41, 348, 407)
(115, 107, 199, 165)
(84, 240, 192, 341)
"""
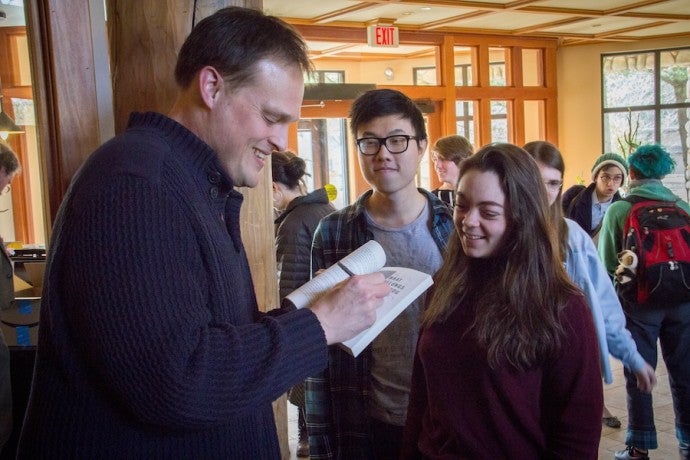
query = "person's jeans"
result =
(622, 300, 690, 450)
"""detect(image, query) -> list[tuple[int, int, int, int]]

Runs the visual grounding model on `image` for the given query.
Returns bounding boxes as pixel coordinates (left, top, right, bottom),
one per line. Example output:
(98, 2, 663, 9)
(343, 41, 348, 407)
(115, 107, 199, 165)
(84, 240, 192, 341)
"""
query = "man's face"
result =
(432, 151, 460, 186)
(356, 115, 426, 196)
(0, 167, 16, 195)
(206, 59, 305, 188)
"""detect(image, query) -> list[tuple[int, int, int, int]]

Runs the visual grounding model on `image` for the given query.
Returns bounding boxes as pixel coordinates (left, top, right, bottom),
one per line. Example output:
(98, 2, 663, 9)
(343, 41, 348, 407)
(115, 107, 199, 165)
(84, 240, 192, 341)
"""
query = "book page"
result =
(339, 266, 433, 357)
(285, 240, 386, 309)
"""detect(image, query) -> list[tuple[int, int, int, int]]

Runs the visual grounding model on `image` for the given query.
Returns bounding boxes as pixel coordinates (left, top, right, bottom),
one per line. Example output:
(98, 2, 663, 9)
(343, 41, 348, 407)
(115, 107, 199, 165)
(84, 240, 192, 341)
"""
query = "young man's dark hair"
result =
(350, 89, 427, 143)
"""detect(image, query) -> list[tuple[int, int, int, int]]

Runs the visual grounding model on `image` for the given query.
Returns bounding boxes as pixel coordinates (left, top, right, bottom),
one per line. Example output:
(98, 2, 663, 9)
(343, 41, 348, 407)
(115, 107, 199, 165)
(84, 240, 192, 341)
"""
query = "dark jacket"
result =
(564, 182, 623, 237)
(0, 240, 12, 451)
(275, 188, 334, 300)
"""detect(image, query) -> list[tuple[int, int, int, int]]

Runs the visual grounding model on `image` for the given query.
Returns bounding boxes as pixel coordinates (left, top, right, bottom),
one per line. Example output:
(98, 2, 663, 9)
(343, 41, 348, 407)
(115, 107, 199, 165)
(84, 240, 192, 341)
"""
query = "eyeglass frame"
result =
(355, 134, 418, 156)
(598, 173, 624, 184)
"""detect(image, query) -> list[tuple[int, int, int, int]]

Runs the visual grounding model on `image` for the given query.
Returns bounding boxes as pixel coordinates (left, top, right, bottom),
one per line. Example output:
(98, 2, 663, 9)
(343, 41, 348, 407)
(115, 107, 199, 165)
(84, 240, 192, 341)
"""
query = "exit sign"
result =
(367, 25, 399, 47)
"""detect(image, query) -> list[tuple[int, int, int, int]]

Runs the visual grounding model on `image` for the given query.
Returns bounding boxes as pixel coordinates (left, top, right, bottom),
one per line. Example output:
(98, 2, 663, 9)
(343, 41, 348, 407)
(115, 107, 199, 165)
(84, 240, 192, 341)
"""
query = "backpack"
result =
(614, 196, 690, 305)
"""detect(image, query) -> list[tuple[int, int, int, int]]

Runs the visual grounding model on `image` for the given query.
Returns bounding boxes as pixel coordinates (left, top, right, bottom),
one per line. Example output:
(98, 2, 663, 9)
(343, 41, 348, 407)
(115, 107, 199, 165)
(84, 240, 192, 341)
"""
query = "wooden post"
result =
(107, 1, 288, 457)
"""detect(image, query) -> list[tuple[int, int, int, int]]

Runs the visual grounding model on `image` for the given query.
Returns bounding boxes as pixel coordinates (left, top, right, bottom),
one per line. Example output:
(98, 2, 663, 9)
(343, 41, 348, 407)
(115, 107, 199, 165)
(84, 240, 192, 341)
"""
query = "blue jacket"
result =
(564, 218, 645, 383)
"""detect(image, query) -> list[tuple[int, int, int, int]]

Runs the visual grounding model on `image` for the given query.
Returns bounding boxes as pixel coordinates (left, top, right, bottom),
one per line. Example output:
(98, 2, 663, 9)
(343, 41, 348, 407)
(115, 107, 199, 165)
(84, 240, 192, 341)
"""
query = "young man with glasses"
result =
(564, 152, 628, 241)
(305, 89, 453, 459)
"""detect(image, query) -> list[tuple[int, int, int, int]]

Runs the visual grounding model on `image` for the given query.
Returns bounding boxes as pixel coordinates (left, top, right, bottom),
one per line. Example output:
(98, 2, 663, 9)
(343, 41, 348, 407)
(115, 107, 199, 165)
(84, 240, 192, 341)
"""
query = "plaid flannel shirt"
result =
(305, 189, 453, 459)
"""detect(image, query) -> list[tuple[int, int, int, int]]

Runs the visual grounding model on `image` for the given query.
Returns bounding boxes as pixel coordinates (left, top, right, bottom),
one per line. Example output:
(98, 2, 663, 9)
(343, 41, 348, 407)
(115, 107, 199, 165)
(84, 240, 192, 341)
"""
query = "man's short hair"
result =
(0, 142, 20, 175)
(174, 7, 312, 91)
(349, 89, 427, 143)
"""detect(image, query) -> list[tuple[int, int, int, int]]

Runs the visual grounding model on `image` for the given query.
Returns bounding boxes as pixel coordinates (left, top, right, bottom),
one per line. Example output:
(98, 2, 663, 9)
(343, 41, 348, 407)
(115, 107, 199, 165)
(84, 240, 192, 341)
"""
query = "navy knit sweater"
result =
(17, 112, 328, 458)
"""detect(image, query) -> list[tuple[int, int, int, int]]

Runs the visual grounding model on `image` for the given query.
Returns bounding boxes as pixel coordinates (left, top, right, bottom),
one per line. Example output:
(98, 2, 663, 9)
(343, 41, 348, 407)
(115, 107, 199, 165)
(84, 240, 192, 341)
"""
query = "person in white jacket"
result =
(523, 142, 656, 423)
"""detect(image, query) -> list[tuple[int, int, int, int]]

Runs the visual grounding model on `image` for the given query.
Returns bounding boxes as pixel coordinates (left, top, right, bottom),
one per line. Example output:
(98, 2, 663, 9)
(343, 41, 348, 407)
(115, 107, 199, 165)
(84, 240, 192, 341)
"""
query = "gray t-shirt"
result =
(365, 201, 443, 426)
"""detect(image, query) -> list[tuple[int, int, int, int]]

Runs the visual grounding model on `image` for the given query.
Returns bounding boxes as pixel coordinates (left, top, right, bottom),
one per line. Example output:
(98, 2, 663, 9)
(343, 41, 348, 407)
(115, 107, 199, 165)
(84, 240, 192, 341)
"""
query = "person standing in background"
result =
(0, 142, 20, 454)
(17, 8, 390, 458)
(430, 135, 473, 208)
(272, 150, 335, 458)
(562, 151, 629, 428)
(402, 143, 603, 459)
(306, 89, 453, 459)
(563, 152, 628, 241)
(598, 144, 690, 460)
(524, 141, 656, 431)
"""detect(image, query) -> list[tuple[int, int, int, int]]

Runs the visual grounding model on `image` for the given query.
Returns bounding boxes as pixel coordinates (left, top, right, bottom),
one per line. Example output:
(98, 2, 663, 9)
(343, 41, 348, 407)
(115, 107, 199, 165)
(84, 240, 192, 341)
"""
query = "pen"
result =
(337, 261, 355, 277)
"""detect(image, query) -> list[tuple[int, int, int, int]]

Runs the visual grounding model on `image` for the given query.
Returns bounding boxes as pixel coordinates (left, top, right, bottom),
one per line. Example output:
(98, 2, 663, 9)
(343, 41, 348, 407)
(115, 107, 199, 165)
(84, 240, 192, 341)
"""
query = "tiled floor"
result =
(288, 346, 680, 459)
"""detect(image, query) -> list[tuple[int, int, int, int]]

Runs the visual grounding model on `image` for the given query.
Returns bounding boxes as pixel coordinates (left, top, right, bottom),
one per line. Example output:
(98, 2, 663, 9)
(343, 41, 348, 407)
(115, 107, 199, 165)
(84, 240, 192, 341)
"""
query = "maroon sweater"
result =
(402, 294, 603, 459)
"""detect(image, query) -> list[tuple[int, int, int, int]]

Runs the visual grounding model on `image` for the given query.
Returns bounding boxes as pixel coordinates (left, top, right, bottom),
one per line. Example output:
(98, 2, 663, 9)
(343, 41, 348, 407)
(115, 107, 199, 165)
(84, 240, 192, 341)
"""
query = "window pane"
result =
(323, 71, 344, 84)
(305, 70, 345, 84)
(602, 53, 655, 108)
(455, 100, 476, 146)
(660, 49, 690, 105)
(660, 107, 689, 201)
(489, 47, 507, 87)
(522, 49, 543, 87)
(414, 67, 437, 86)
(455, 46, 475, 86)
(661, 107, 689, 152)
(491, 100, 509, 142)
(524, 100, 545, 142)
(602, 110, 655, 156)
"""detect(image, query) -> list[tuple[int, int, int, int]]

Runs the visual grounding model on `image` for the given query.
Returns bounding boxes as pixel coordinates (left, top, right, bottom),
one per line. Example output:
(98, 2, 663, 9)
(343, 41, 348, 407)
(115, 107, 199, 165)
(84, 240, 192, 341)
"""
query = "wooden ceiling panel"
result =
(263, 0, 689, 50)
(440, 11, 573, 31)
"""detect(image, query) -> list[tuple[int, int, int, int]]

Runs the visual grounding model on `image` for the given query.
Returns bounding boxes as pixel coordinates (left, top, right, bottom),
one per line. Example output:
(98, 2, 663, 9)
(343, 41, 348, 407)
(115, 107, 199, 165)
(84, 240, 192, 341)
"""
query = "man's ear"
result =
(198, 66, 223, 108)
(416, 139, 428, 162)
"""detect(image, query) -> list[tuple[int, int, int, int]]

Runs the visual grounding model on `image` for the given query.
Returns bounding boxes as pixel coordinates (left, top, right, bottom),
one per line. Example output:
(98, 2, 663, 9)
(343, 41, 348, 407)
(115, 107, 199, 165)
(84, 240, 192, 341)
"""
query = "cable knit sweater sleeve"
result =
(61, 176, 327, 427)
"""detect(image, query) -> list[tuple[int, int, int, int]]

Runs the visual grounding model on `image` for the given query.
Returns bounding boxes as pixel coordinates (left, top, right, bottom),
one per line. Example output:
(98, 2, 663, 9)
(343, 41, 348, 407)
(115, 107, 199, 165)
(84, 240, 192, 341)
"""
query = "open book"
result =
(285, 240, 433, 357)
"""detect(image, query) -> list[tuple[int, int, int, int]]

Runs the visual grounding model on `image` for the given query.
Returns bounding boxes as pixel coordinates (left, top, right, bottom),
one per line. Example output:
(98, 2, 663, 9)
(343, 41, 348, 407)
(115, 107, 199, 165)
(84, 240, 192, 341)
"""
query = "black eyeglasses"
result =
(356, 135, 417, 156)
(599, 174, 623, 184)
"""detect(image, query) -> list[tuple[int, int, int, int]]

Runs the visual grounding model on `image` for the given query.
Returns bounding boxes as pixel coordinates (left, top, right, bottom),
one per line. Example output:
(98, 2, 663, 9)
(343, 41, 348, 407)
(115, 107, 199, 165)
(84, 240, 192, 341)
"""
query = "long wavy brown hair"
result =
(423, 143, 579, 371)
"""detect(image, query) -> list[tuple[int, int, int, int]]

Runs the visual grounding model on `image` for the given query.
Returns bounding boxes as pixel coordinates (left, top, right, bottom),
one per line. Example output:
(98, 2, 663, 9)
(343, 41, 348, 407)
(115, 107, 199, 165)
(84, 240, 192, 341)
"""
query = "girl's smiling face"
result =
(453, 169, 507, 259)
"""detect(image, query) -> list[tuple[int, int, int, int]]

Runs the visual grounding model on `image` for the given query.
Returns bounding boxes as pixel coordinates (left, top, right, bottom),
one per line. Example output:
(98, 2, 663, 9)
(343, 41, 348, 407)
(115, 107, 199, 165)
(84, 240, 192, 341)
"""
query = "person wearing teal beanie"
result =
(598, 144, 690, 460)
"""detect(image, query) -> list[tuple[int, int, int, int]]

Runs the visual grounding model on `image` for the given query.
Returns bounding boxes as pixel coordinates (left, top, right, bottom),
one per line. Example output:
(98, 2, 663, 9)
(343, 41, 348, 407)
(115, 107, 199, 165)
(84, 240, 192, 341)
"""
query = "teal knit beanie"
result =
(591, 153, 628, 182)
(627, 144, 675, 179)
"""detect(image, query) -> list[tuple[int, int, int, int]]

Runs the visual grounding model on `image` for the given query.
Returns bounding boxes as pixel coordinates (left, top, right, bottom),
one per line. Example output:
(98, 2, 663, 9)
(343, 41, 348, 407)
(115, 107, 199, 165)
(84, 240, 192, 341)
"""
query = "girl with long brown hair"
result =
(402, 143, 603, 459)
